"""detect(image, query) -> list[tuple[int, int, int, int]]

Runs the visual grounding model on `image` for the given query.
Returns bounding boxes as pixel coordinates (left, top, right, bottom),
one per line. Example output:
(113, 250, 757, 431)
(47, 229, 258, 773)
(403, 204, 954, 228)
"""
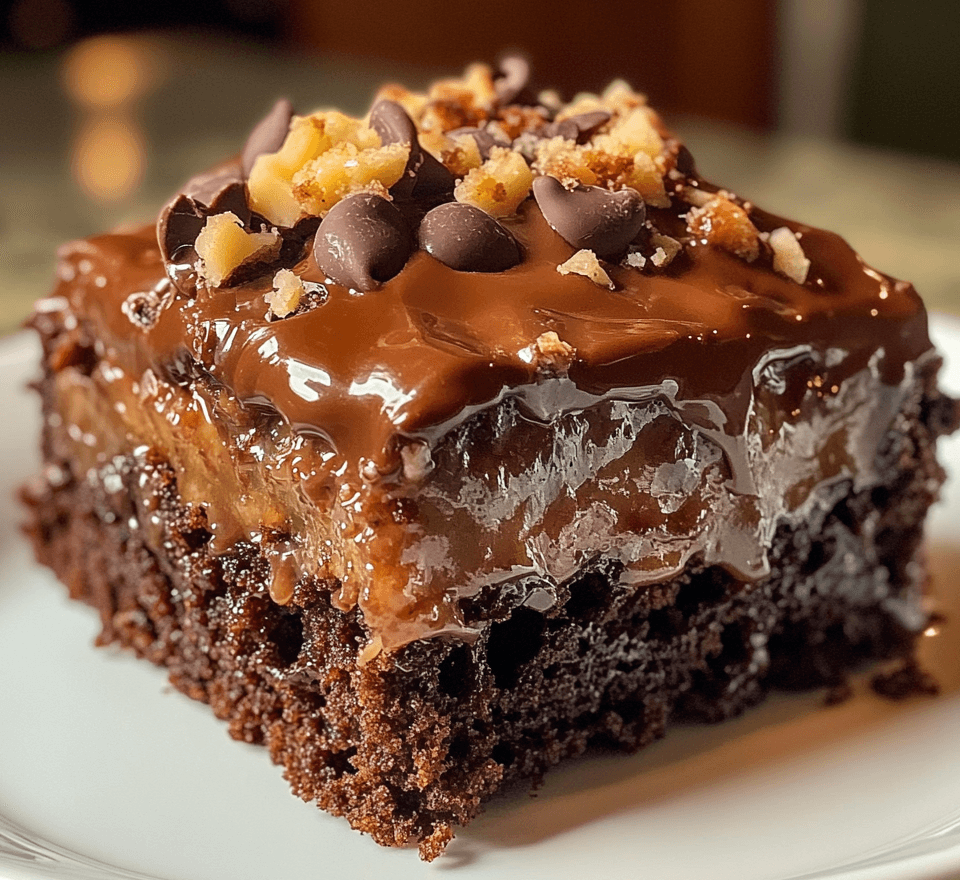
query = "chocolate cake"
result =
(24, 59, 958, 859)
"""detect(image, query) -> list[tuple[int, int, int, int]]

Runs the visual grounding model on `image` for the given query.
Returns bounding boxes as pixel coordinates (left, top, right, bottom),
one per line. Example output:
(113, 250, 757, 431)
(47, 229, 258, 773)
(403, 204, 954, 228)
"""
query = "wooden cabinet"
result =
(286, 0, 777, 128)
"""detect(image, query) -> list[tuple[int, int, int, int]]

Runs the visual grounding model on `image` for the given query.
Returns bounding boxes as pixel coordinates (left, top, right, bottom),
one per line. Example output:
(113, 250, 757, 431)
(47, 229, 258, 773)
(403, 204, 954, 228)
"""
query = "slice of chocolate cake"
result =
(24, 59, 958, 859)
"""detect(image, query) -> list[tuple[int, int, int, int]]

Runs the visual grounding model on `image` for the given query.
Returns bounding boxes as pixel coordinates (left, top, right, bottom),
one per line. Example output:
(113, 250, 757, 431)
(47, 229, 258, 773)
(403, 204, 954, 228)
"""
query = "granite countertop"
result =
(2, 32, 959, 336)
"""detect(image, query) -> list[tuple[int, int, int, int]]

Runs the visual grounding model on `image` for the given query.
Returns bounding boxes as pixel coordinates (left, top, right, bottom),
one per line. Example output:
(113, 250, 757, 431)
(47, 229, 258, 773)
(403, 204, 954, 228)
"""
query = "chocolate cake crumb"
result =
(824, 681, 853, 706)
(871, 660, 940, 701)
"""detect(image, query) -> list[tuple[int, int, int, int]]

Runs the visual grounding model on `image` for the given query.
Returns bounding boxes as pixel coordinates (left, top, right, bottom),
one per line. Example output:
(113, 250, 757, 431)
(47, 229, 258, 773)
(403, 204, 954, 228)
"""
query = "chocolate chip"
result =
(495, 54, 533, 105)
(369, 99, 453, 200)
(313, 194, 412, 291)
(419, 203, 521, 273)
(157, 194, 205, 263)
(541, 111, 611, 144)
(241, 98, 293, 177)
(533, 175, 646, 259)
(183, 162, 249, 218)
(446, 126, 510, 161)
(411, 152, 455, 201)
(369, 101, 416, 198)
(370, 99, 418, 150)
(675, 144, 697, 177)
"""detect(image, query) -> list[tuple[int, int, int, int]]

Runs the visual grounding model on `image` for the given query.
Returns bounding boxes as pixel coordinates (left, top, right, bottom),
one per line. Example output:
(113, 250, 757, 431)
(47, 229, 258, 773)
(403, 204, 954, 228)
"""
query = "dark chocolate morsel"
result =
(411, 151, 455, 200)
(182, 162, 249, 218)
(370, 100, 454, 200)
(446, 126, 509, 161)
(675, 144, 697, 177)
(370, 100, 417, 197)
(532, 175, 646, 259)
(370, 99, 418, 149)
(157, 194, 204, 263)
(157, 160, 251, 263)
(541, 111, 611, 144)
(313, 194, 412, 291)
(495, 54, 533, 105)
(241, 98, 294, 177)
(419, 203, 521, 273)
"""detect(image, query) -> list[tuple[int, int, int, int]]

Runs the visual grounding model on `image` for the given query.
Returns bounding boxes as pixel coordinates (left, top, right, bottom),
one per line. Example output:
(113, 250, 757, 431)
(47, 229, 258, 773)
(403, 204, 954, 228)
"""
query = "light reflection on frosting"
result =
(349, 372, 421, 424)
(287, 359, 332, 402)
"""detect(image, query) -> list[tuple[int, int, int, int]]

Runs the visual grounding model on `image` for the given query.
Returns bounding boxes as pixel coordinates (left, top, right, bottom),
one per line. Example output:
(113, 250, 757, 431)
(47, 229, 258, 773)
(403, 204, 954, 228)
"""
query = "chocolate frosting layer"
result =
(61, 195, 928, 483)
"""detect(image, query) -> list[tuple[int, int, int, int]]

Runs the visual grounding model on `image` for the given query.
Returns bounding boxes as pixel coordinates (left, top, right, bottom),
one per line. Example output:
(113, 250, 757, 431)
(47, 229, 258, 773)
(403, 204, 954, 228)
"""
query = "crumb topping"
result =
(194, 212, 280, 287)
(557, 249, 615, 288)
(769, 226, 812, 284)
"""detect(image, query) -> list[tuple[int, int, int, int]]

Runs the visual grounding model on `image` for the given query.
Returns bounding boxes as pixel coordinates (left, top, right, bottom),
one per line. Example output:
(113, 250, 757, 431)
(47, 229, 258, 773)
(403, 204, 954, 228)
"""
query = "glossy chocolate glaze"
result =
(64, 195, 928, 470)
(46, 159, 933, 648)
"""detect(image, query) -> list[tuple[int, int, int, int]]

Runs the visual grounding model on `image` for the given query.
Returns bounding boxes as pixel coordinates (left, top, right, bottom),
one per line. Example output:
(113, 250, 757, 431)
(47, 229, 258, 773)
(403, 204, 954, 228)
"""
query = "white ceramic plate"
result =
(3, 317, 960, 880)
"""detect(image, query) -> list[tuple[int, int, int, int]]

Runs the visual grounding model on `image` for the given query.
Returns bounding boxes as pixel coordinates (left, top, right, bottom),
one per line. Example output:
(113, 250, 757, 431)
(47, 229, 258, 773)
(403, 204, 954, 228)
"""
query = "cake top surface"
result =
(58, 58, 929, 482)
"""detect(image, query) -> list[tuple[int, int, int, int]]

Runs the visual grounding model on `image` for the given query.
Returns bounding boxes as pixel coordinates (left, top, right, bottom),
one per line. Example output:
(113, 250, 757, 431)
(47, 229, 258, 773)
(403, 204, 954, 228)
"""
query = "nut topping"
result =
(557, 249, 615, 289)
(247, 111, 407, 226)
(420, 129, 484, 178)
(532, 136, 669, 207)
(267, 268, 305, 318)
(769, 226, 811, 284)
(686, 192, 761, 262)
(649, 233, 682, 268)
(523, 331, 576, 373)
(454, 146, 533, 218)
(194, 212, 281, 288)
(157, 60, 792, 297)
(594, 107, 664, 161)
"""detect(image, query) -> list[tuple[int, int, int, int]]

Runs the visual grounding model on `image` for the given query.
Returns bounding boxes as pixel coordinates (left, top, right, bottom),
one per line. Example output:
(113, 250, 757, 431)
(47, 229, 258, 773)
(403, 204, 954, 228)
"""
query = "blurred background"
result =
(1, 0, 959, 332)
